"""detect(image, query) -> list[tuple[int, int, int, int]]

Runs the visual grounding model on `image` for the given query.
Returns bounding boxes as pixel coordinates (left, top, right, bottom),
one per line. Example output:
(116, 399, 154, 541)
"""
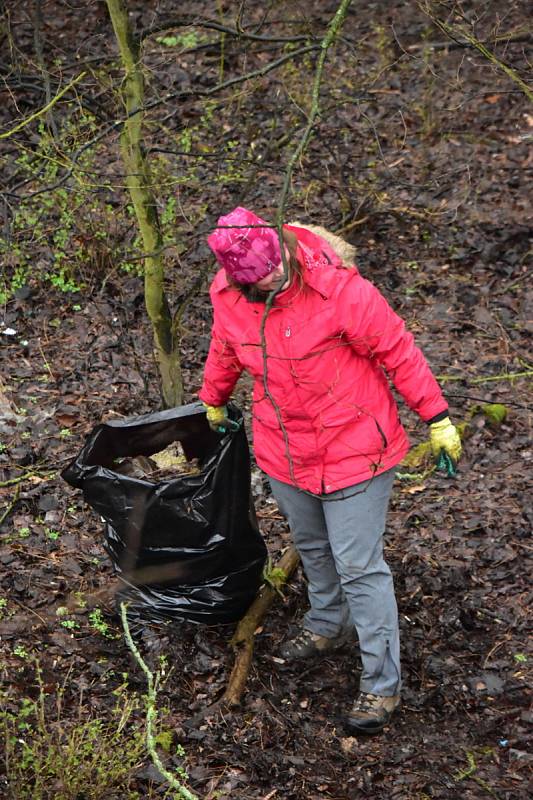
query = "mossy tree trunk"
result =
(106, 0, 183, 407)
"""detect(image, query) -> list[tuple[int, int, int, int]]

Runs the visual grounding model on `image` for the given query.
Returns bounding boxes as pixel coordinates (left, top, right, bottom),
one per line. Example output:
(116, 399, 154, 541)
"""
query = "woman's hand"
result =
(203, 404, 241, 434)
(429, 417, 462, 474)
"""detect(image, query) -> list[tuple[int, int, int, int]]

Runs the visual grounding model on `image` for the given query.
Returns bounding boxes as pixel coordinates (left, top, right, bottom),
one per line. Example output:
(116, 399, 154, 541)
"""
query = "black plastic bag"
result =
(61, 402, 267, 624)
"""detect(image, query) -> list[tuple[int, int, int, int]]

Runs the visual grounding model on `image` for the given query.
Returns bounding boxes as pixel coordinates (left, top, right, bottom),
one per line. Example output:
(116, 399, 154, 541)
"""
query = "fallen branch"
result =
(0, 470, 56, 489)
(454, 750, 501, 799)
(222, 546, 300, 707)
(183, 546, 301, 729)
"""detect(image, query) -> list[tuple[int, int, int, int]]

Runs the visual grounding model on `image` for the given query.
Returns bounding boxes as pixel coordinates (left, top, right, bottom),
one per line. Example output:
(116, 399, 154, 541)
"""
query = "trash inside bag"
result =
(61, 402, 267, 625)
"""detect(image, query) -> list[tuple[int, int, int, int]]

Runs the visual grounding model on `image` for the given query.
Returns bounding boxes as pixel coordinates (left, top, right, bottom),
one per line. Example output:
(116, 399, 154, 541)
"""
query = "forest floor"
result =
(0, 1, 531, 799)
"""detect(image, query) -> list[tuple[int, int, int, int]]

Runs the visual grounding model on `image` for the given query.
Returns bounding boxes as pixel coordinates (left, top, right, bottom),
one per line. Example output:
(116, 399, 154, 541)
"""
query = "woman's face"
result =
(253, 247, 291, 293)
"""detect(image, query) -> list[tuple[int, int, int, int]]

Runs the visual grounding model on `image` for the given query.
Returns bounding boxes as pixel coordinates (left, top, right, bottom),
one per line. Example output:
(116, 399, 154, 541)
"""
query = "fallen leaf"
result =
(340, 737, 358, 754)
(56, 413, 78, 427)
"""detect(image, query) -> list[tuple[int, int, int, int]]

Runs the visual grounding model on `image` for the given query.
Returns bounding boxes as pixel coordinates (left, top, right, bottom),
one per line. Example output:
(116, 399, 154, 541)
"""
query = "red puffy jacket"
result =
(199, 226, 448, 494)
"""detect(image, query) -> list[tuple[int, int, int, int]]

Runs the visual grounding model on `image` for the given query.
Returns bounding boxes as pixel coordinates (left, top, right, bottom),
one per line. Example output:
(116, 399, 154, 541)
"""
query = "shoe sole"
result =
(343, 717, 390, 735)
(280, 633, 355, 661)
(343, 701, 400, 735)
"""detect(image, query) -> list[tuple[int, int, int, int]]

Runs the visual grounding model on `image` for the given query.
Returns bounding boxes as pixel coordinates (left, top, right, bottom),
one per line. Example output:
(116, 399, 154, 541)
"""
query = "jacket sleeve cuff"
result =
(198, 389, 229, 407)
(426, 408, 449, 425)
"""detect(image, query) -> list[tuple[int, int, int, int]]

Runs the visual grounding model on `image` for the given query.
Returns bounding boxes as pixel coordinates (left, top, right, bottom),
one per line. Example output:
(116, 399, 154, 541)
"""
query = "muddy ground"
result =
(0, 1, 531, 798)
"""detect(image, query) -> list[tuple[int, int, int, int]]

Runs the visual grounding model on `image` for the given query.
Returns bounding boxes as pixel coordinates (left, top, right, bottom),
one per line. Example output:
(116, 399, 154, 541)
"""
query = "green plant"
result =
(154, 729, 174, 753)
(55, 609, 77, 630)
(0, 114, 130, 303)
(45, 528, 60, 540)
(0, 599, 14, 624)
(89, 608, 116, 639)
(73, 592, 86, 608)
(60, 619, 79, 631)
(1, 661, 178, 800)
(262, 558, 288, 597)
(155, 31, 202, 50)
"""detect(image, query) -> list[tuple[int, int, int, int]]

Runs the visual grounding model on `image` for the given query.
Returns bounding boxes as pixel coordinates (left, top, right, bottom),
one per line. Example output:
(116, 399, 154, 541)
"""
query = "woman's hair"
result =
(230, 227, 303, 302)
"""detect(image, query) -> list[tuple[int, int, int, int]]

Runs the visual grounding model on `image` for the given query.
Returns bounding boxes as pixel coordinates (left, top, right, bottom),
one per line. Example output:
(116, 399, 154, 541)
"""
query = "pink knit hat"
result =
(207, 207, 282, 284)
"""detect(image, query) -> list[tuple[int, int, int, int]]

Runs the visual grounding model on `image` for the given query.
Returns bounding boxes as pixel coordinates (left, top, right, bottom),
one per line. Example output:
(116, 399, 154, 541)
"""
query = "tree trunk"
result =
(105, 0, 183, 407)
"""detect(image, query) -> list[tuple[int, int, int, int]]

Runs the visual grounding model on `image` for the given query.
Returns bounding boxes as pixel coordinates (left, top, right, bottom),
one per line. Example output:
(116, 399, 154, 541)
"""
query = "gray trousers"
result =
(269, 468, 401, 696)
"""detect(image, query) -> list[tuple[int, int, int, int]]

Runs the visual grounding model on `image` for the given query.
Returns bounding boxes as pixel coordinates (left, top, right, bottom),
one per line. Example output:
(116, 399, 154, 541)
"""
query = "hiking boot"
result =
(344, 692, 401, 734)
(280, 628, 353, 661)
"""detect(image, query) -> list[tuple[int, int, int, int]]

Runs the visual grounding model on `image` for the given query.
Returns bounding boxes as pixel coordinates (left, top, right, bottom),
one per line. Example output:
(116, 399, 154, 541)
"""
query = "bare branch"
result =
(7, 45, 319, 202)
(142, 14, 314, 44)
(0, 70, 86, 140)
(419, 2, 533, 102)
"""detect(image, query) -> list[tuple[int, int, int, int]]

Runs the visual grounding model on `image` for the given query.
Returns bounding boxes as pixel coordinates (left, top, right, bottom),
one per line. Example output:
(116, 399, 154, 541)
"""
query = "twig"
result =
(276, 0, 353, 225)
(483, 638, 508, 668)
(336, 215, 370, 234)
(0, 71, 86, 139)
(0, 470, 55, 488)
(37, 337, 55, 381)
(0, 485, 20, 528)
(32, 0, 58, 138)
(454, 750, 501, 799)
(406, 31, 532, 52)
(437, 370, 533, 384)
(471, 371, 533, 384)
(119, 602, 198, 800)
(9, 595, 49, 627)
(446, 392, 531, 411)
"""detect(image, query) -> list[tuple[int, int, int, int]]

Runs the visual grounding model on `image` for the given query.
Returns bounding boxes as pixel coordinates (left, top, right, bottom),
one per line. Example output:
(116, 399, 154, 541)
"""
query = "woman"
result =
(199, 206, 461, 734)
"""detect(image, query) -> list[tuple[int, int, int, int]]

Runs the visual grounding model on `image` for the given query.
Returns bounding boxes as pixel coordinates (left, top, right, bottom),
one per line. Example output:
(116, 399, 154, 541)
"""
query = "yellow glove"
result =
(203, 404, 240, 434)
(429, 416, 462, 473)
